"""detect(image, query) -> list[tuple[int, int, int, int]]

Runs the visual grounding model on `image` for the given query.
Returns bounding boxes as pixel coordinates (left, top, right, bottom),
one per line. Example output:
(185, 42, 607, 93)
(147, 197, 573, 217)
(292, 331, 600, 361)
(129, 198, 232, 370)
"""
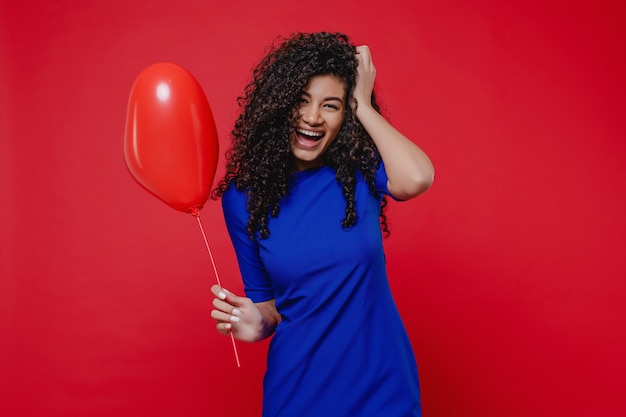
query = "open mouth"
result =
(294, 128, 325, 150)
(296, 128, 325, 141)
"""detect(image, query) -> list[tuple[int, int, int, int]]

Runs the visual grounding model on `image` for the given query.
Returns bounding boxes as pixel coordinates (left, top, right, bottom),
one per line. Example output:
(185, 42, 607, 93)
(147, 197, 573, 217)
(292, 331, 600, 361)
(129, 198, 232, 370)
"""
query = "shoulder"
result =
(221, 184, 249, 224)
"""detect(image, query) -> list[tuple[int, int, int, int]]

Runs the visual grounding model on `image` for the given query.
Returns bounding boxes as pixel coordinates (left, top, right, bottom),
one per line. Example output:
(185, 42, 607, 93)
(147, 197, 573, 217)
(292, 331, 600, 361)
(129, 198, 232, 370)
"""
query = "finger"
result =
(210, 284, 225, 299)
(211, 309, 230, 322)
(356, 45, 371, 60)
(213, 286, 242, 305)
(212, 297, 230, 312)
(216, 322, 232, 335)
(356, 46, 375, 70)
(212, 297, 242, 316)
(211, 308, 241, 324)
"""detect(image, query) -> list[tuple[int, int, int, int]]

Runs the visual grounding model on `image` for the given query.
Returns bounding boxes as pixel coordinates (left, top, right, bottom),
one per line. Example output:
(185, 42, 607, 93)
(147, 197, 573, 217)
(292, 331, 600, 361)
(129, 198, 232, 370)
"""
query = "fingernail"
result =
(232, 308, 241, 316)
(230, 316, 240, 323)
(225, 323, 232, 329)
(218, 291, 226, 300)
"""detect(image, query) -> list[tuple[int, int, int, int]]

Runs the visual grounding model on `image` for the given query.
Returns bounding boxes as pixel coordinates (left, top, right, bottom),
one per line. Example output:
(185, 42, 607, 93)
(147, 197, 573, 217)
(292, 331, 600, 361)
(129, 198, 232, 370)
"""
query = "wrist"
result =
(354, 100, 377, 121)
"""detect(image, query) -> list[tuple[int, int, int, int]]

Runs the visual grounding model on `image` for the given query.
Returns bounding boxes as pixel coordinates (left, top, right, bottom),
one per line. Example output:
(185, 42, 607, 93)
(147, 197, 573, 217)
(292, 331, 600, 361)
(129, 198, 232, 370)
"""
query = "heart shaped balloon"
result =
(123, 62, 219, 215)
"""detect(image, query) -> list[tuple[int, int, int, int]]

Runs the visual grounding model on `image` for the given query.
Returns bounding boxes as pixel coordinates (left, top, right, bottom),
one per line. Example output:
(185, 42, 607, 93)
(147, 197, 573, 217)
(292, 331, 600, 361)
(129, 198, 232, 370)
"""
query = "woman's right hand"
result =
(210, 285, 279, 342)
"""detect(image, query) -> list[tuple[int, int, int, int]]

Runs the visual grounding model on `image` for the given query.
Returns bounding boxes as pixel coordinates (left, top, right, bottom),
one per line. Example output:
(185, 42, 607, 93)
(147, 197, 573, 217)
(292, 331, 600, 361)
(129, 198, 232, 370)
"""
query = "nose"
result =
(301, 105, 322, 125)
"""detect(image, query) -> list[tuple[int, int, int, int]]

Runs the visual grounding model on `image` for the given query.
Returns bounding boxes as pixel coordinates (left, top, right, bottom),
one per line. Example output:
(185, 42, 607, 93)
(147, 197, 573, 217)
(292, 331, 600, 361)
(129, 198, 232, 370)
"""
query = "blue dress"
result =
(222, 163, 421, 417)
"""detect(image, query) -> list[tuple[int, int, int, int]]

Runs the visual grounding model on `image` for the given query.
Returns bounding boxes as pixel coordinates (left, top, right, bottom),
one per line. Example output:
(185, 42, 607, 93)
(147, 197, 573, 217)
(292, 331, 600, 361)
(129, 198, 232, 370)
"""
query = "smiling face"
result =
(290, 74, 347, 171)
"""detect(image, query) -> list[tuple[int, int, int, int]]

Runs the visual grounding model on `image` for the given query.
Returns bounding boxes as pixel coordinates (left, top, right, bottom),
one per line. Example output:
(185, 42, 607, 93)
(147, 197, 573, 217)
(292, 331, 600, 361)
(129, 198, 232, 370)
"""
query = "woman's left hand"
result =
(354, 45, 376, 111)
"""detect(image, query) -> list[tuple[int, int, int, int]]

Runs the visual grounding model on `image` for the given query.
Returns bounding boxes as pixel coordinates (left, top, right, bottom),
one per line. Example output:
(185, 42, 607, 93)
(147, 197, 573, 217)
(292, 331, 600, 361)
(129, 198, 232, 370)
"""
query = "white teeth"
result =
(297, 128, 324, 138)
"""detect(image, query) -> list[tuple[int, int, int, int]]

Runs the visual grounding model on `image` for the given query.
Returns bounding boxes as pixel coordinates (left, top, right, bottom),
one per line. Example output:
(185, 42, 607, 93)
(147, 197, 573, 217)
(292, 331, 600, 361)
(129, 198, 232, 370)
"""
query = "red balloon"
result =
(123, 62, 219, 215)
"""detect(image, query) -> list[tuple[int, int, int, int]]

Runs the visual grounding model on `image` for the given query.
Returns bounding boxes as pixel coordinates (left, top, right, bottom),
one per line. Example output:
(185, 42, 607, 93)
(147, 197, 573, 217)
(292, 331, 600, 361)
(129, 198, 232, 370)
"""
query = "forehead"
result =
(302, 74, 347, 97)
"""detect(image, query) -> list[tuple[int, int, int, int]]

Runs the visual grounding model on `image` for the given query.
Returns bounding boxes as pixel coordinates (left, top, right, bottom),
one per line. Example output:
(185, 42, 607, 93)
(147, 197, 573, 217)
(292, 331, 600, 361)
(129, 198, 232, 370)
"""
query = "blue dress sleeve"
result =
(375, 160, 402, 201)
(222, 186, 275, 303)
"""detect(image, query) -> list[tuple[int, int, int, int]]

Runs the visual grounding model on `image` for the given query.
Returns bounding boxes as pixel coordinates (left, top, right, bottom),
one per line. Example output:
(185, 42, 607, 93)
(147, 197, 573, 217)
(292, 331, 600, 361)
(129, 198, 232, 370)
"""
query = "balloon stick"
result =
(194, 214, 241, 368)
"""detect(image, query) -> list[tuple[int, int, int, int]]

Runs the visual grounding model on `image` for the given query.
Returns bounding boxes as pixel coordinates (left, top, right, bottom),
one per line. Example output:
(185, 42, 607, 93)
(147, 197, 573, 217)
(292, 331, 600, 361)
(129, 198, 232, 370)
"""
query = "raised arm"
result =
(354, 45, 434, 201)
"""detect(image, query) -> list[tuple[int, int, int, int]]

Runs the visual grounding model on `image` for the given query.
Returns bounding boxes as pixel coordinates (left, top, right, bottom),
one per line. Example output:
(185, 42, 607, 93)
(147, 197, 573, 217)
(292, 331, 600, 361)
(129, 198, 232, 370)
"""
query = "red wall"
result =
(2, 1, 624, 416)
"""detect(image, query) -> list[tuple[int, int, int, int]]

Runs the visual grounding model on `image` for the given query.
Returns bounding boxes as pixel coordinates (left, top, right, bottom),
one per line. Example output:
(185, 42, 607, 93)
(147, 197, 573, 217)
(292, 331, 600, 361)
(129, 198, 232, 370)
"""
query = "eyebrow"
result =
(300, 91, 344, 104)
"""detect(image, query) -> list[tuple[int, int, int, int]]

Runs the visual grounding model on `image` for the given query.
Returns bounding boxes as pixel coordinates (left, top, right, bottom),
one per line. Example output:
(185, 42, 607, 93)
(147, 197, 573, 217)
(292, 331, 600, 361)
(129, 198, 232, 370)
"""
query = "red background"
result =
(1, 1, 625, 416)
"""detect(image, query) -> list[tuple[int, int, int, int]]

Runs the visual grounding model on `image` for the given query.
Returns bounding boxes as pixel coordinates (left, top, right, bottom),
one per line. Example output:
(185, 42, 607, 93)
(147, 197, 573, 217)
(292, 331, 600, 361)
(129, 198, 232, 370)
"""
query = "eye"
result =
(323, 103, 341, 110)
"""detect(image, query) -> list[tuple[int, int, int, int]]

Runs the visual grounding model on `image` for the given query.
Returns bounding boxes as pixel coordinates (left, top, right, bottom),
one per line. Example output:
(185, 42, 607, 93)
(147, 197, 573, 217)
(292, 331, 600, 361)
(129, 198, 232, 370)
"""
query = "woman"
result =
(211, 32, 434, 417)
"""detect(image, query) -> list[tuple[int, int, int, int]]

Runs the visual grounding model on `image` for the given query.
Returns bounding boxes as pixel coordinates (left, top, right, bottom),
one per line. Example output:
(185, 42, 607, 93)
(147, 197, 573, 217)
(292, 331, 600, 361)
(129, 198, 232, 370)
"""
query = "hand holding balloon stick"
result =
(123, 62, 240, 367)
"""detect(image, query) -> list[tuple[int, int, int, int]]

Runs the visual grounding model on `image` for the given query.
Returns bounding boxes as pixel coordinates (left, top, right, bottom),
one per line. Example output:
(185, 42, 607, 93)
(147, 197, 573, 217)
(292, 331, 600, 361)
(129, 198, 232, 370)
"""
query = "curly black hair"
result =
(212, 32, 388, 240)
